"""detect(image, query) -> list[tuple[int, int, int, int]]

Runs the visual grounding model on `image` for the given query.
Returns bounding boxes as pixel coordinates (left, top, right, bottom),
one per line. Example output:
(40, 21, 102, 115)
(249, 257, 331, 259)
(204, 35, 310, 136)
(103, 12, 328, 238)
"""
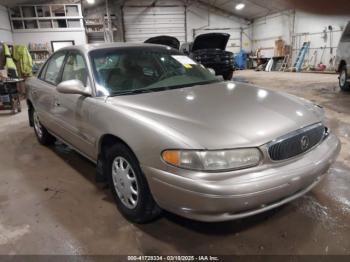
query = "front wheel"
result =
(106, 143, 161, 223)
(32, 109, 56, 145)
(339, 65, 350, 91)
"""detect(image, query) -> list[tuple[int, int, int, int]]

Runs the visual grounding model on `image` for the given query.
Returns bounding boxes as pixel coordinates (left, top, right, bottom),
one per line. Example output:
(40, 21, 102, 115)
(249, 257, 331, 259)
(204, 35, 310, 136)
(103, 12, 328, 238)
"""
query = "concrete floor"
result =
(0, 71, 349, 255)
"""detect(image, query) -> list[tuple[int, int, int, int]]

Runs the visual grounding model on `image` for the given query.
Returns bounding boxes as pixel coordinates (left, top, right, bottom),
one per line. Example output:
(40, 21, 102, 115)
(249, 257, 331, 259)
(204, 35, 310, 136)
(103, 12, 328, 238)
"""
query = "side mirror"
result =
(57, 80, 91, 96)
(207, 68, 216, 76)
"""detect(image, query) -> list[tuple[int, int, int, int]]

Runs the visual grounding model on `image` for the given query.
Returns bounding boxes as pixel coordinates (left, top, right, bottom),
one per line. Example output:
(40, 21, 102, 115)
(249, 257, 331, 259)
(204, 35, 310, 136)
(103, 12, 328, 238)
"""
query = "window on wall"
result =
(9, 4, 82, 31)
(36, 6, 51, 17)
(51, 41, 75, 52)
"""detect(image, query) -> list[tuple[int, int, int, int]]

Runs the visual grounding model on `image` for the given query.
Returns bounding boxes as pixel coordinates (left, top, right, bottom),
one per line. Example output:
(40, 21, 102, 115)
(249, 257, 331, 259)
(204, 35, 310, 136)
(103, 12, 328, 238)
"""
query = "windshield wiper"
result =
(110, 86, 168, 96)
(110, 89, 151, 96)
(110, 80, 220, 97)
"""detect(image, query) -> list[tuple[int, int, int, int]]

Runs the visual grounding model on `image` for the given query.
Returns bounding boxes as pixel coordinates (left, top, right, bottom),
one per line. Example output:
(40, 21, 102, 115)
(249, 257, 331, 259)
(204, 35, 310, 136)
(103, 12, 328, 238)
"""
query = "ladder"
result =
(293, 42, 310, 72)
(279, 55, 289, 72)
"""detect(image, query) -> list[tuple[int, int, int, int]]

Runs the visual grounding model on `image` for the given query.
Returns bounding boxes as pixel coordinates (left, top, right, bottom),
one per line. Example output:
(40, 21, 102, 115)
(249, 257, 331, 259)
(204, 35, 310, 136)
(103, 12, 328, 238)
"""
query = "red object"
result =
(316, 63, 327, 71)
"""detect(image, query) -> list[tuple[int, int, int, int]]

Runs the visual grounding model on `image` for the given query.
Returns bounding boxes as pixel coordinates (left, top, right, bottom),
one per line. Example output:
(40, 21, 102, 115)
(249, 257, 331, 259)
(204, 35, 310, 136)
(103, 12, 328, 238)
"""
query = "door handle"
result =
(54, 98, 60, 107)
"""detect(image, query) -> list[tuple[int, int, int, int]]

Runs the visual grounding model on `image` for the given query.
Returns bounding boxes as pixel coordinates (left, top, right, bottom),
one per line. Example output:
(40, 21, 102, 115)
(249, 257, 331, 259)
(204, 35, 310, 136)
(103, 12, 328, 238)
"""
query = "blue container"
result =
(234, 50, 247, 70)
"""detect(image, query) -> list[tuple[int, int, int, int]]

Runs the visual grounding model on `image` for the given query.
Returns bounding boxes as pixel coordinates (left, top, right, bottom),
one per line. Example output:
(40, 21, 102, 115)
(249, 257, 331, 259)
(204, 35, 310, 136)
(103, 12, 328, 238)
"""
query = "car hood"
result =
(107, 82, 324, 149)
(144, 35, 180, 50)
(192, 33, 230, 51)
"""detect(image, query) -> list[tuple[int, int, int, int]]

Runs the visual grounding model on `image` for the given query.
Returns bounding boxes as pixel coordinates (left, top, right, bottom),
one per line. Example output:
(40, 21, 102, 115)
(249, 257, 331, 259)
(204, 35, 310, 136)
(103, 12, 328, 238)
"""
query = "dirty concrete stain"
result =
(292, 195, 339, 230)
(0, 222, 30, 245)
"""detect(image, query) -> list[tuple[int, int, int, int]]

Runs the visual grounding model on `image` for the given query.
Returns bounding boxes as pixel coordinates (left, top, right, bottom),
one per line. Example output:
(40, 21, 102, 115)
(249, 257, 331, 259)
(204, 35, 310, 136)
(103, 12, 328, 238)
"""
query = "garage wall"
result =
(13, 30, 87, 48)
(252, 12, 291, 58)
(0, 5, 13, 43)
(251, 10, 349, 68)
(9, 2, 87, 50)
(123, 0, 186, 43)
(186, 2, 251, 53)
(292, 12, 349, 68)
(122, 0, 251, 53)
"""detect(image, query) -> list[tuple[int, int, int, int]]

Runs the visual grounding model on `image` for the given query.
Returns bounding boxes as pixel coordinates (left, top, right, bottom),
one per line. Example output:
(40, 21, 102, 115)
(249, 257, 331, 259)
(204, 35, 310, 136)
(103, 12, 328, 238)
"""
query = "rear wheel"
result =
(339, 65, 350, 91)
(106, 143, 161, 223)
(32, 109, 56, 145)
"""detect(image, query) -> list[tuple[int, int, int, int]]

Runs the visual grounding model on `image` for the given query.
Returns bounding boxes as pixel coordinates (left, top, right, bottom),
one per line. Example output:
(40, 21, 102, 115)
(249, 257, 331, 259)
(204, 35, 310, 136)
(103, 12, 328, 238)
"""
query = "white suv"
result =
(336, 21, 350, 91)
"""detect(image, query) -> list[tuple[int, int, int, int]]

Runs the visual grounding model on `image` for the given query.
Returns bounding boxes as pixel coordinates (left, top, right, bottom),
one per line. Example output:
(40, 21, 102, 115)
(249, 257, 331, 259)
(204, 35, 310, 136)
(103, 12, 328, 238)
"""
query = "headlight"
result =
(162, 148, 261, 171)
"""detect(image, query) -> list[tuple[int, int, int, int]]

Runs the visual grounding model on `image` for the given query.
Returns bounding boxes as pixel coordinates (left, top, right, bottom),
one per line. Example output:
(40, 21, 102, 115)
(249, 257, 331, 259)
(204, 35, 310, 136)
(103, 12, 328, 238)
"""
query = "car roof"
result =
(58, 42, 176, 53)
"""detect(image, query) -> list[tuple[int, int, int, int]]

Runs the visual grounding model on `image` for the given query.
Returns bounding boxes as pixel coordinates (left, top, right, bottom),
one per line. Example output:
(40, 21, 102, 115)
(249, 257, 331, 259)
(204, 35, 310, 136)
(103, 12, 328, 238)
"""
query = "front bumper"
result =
(142, 133, 340, 222)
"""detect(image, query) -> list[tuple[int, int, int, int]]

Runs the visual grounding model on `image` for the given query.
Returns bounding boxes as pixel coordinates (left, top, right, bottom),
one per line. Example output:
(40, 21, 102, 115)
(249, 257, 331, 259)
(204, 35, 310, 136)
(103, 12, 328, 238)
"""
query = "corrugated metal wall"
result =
(123, 5, 186, 43)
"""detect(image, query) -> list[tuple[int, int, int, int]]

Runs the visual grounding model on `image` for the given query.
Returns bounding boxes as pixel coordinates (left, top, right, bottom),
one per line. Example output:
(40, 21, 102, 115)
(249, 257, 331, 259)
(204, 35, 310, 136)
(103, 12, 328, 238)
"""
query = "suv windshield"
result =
(89, 46, 219, 96)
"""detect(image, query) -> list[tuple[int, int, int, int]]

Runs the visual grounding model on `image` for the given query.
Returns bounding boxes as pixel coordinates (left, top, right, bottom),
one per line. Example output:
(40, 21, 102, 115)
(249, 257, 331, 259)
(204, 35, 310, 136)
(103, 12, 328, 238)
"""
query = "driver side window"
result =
(61, 53, 88, 86)
(43, 52, 66, 85)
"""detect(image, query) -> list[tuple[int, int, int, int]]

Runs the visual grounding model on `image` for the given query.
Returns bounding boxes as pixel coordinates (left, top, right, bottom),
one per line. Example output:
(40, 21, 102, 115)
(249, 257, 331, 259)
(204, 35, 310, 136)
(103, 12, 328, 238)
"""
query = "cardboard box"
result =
(0, 69, 8, 81)
(274, 39, 285, 57)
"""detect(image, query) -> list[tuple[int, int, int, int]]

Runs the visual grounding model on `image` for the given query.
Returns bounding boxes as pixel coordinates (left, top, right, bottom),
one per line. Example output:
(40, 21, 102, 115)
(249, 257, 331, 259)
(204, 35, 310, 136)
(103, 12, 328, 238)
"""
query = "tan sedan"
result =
(26, 43, 340, 223)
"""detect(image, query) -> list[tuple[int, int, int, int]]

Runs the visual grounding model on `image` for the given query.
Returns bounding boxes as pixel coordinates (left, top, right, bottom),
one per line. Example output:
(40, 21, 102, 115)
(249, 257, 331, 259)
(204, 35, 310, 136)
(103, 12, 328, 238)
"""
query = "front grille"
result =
(268, 123, 326, 161)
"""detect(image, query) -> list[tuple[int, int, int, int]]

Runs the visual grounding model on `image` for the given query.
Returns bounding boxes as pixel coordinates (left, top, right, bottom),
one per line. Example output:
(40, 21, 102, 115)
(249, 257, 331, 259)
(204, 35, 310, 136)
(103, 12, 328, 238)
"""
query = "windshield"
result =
(89, 47, 219, 96)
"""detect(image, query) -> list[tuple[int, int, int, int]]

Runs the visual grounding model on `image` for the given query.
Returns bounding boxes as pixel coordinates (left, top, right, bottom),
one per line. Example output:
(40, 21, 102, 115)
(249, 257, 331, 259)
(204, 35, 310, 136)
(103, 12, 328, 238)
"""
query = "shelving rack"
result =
(28, 43, 51, 73)
(84, 15, 118, 43)
(9, 4, 83, 32)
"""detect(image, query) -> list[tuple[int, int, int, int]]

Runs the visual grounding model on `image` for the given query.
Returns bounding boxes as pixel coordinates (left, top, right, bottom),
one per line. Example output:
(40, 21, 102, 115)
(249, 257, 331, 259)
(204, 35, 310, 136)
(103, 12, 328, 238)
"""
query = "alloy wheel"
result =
(112, 156, 139, 209)
(33, 111, 43, 139)
(340, 70, 347, 87)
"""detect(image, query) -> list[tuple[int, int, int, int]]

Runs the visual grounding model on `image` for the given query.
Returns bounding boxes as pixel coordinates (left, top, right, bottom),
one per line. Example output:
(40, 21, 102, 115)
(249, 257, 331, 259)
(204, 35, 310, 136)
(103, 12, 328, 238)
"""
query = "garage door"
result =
(123, 6, 186, 44)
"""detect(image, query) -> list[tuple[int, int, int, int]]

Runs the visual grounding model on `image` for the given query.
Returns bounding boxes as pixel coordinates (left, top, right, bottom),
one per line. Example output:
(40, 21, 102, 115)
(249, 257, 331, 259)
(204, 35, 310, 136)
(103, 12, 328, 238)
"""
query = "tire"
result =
(106, 143, 161, 223)
(339, 65, 350, 91)
(32, 108, 56, 146)
(223, 70, 233, 81)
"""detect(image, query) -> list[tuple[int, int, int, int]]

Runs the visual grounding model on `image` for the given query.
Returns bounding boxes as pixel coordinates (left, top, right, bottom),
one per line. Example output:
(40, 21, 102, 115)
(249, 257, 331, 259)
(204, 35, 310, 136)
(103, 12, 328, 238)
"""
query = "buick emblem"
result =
(300, 135, 310, 151)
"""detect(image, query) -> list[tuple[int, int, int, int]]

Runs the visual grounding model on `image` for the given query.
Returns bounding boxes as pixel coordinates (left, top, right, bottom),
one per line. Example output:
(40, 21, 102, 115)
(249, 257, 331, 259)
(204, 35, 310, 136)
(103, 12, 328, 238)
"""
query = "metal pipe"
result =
(184, 5, 188, 42)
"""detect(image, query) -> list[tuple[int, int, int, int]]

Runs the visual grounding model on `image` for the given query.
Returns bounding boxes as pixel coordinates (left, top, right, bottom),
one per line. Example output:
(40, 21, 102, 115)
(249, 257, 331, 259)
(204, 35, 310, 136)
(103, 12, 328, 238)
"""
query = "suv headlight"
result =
(162, 148, 261, 171)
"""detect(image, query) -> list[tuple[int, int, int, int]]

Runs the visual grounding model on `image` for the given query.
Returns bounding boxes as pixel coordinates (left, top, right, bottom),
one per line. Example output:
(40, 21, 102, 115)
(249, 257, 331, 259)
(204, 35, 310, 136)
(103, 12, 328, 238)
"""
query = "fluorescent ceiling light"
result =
(235, 3, 245, 10)
(86, 0, 95, 4)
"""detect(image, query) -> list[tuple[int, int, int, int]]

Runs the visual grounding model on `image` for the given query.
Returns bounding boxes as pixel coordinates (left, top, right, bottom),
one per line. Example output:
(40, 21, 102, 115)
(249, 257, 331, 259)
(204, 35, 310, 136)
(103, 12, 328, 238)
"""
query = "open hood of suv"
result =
(192, 33, 230, 51)
(144, 35, 180, 50)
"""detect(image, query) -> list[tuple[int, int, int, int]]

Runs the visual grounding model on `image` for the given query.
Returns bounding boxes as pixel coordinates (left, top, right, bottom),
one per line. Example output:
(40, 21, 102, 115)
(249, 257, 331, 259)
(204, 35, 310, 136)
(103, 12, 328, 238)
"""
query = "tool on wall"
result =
(316, 45, 327, 71)
(305, 50, 318, 71)
(329, 25, 334, 55)
(319, 45, 326, 64)
(328, 55, 336, 71)
(321, 27, 328, 43)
